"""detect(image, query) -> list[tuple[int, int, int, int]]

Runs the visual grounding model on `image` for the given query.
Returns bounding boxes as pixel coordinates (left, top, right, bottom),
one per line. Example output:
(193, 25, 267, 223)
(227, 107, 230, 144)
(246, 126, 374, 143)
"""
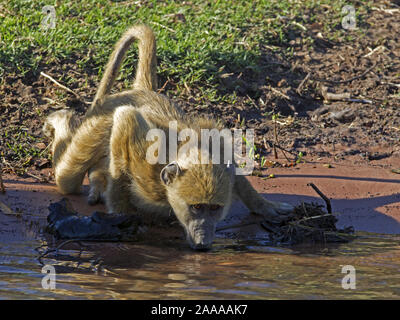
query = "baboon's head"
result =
(161, 160, 234, 250)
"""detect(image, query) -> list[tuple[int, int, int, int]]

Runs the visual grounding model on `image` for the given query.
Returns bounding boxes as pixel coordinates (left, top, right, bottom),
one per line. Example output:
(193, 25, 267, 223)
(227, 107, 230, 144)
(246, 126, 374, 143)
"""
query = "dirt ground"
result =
(1, 154, 399, 237)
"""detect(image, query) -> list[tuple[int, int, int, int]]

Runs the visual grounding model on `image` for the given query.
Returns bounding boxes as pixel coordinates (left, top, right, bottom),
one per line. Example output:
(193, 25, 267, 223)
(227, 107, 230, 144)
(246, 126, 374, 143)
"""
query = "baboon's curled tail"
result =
(45, 25, 158, 196)
(91, 25, 157, 108)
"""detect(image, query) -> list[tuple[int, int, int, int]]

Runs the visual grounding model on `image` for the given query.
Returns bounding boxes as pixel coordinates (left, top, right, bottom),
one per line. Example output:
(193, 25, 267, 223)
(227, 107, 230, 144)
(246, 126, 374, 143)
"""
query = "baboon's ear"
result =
(160, 161, 181, 185)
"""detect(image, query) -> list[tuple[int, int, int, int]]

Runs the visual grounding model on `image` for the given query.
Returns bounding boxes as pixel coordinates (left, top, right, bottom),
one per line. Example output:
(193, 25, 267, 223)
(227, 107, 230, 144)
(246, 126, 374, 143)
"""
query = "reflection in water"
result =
(0, 217, 399, 299)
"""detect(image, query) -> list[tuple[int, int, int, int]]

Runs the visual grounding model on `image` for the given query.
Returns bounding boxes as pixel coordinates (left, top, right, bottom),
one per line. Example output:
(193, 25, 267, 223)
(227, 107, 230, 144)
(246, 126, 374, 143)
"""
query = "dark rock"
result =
(46, 198, 142, 241)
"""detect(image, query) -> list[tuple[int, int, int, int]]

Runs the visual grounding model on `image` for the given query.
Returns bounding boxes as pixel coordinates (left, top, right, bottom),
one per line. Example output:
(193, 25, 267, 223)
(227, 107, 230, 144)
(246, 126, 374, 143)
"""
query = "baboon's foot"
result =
(87, 188, 104, 205)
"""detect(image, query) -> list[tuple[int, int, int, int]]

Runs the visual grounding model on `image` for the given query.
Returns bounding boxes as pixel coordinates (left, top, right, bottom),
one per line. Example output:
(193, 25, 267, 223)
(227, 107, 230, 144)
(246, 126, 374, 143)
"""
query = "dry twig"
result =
(307, 183, 332, 214)
(380, 82, 400, 88)
(0, 200, 21, 217)
(363, 45, 386, 58)
(321, 86, 351, 101)
(37, 239, 85, 264)
(273, 115, 278, 159)
(321, 86, 373, 104)
(25, 171, 48, 183)
(0, 170, 5, 194)
(150, 21, 176, 33)
(40, 71, 90, 104)
(263, 138, 298, 158)
(157, 79, 170, 93)
(296, 72, 311, 95)
(270, 86, 290, 100)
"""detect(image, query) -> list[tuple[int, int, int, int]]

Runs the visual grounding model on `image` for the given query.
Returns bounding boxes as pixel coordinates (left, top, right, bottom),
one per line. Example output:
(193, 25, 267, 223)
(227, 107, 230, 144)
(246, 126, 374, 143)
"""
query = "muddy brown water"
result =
(0, 161, 399, 299)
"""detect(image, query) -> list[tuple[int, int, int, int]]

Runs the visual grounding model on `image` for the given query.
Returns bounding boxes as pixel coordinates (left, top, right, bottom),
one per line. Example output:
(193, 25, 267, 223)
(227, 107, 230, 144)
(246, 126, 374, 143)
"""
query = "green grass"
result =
(0, 0, 375, 170)
(0, 0, 372, 101)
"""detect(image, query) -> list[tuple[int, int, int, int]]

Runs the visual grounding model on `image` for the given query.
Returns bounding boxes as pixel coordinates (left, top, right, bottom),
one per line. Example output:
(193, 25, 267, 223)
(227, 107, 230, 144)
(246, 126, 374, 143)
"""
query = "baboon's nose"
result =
(187, 227, 214, 250)
(190, 236, 212, 251)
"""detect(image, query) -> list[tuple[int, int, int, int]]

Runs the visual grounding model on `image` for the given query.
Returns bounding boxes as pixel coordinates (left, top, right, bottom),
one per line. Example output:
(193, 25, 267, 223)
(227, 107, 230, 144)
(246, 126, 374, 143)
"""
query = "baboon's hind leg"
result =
(45, 110, 113, 195)
(43, 109, 80, 166)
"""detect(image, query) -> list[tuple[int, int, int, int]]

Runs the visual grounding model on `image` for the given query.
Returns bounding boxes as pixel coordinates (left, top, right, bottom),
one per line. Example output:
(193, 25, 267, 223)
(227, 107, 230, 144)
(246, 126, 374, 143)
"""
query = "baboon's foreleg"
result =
(234, 175, 294, 222)
(105, 173, 136, 214)
(104, 106, 147, 214)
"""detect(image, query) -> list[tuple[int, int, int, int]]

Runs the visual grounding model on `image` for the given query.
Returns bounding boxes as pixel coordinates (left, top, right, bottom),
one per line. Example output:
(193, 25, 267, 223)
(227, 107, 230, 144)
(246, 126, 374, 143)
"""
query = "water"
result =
(0, 211, 399, 299)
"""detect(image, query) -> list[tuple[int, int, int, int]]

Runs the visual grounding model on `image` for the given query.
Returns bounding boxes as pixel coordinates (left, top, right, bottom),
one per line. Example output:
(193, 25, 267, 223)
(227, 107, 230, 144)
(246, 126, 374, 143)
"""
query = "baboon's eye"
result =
(191, 204, 203, 210)
(209, 204, 221, 211)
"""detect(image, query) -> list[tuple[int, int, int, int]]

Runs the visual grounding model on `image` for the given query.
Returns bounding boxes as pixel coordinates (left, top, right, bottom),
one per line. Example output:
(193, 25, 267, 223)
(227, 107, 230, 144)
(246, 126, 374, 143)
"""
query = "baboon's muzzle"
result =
(185, 221, 216, 251)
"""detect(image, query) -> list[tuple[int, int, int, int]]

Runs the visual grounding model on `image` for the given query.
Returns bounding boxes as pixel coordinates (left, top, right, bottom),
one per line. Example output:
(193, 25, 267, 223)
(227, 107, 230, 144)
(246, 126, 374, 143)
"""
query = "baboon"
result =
(43, 25, 294, 250)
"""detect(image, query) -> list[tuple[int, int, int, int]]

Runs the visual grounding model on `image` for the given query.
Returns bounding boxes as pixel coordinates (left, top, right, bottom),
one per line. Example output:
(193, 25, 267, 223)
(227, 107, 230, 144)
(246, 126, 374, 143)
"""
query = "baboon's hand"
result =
(273, 201, 295, 214)
(253, 201, 294, 223)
